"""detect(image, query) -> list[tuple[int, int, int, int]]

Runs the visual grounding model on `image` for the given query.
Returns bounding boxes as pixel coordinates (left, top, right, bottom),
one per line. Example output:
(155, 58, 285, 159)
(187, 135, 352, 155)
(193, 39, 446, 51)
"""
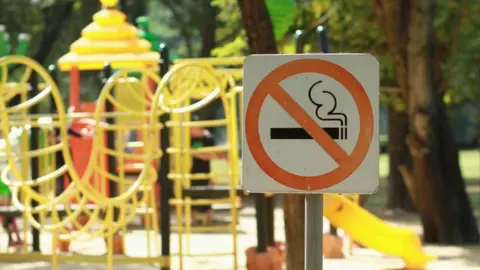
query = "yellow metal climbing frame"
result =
(152, 59, 243, 269)
(0, 55, 246, 270)
(0, 55, 165, 269)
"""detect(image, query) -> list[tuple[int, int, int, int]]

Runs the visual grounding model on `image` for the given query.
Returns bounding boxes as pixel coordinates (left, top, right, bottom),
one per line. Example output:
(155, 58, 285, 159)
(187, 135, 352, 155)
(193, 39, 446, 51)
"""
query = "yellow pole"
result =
(106, 207, 114, 270)
(227, 86, 240, 269)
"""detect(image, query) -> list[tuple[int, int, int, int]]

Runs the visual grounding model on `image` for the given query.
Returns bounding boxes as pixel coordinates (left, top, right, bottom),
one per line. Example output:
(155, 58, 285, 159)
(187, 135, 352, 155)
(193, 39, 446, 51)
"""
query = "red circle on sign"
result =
(245, 58, 374, 191)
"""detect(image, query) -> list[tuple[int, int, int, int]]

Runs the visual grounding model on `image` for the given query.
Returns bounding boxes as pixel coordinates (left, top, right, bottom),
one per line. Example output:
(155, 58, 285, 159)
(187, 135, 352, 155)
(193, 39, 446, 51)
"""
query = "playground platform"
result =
(0, 196, 479, 270)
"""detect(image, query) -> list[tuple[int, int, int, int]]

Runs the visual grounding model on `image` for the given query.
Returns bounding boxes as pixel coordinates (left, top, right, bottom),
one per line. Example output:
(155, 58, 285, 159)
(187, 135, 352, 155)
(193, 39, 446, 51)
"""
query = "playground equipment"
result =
(0, 3, 244, 268)
(324, 194, 435, 268)
(0, 58, 244, 270)
(54, 0, 164, 218)
(0, 1, 167, 269)
(0, 25, 30, 59)
(137, 16, 162, 55)
(0, 55, 164, 269)
(0, 25, 31, 251)
(55, 0, 165, 258)
(57, 0, 159, 109)
(57, 0, 159, 179)
(156, 60, 243, 269)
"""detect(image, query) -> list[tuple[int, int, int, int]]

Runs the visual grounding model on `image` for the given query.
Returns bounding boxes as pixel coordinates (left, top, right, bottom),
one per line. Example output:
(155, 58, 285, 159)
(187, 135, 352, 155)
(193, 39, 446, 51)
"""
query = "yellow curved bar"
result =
(0, 55, 72, 196)
(0, 55, 158, 223)
(74, 67, 163, 206)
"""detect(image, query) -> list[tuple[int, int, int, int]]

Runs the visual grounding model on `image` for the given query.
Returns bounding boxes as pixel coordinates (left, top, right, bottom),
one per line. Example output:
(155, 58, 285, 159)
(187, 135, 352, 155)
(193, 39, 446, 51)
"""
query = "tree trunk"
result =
(386, 105, 414, 211)
(183, 31, 194, 58)
(375, 0, 479, 244)
(237, 0, 305, 268)
(34, 1, 75, 65)
(237, 0, 277, 54)
(200, 3, 218, 57)
(120, 0, 147, 25)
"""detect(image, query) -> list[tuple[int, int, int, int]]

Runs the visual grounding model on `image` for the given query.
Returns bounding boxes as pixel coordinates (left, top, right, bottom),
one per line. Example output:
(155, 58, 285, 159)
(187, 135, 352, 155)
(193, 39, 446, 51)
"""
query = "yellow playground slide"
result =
(323, 194, 436, 269)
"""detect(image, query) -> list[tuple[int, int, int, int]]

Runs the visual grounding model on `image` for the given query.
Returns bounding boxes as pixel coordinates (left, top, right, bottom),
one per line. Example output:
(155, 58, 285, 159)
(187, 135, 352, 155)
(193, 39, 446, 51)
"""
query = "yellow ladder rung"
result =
(126, 141, 144, 148)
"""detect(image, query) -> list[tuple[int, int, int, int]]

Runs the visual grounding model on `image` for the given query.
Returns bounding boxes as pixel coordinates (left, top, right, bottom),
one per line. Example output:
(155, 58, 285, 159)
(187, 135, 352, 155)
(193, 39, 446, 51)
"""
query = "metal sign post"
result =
(305, 194, 323, 270)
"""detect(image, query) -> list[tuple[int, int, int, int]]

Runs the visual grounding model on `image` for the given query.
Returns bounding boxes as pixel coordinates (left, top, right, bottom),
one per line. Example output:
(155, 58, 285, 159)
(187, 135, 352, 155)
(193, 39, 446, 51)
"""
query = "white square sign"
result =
(241, 54, 379, 194)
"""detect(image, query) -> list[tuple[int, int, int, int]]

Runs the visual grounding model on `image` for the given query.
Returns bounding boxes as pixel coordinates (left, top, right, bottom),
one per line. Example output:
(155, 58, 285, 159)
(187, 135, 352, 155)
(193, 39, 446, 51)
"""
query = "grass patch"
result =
(461, 150, 480, 182)
(211, 150, 479, 185)
(379, 150, 480, 183)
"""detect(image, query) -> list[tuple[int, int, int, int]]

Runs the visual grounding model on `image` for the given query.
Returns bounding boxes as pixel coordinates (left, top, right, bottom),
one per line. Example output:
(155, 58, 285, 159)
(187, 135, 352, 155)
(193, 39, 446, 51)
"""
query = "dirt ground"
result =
(0, 190, 480, 270)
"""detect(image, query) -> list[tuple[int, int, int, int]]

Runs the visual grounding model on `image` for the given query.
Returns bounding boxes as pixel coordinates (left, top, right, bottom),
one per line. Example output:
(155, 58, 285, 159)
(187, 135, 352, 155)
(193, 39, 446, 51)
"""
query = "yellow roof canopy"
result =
(57, 0, 159, 71)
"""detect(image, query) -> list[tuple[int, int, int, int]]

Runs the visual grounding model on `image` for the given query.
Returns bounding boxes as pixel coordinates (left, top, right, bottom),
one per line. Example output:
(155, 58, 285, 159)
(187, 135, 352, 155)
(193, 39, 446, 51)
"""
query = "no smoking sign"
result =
(242, 54, 379, 194)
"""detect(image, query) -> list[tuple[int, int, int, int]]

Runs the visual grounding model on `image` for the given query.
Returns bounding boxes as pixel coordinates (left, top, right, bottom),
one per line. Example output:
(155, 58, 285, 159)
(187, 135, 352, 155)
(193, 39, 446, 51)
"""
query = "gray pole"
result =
(305, 194, 323, 270)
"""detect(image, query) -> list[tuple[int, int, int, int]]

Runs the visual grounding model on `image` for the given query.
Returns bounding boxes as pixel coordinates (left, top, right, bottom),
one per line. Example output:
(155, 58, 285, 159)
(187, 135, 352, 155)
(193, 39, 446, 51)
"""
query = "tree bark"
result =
(237, 0, 277, 54)
(200, 2, 218, 57)
(238, 0, 305, 268)
(375, 0, 479, 244)
(386, 105, 414, 211)
(34, 1, 75, 65)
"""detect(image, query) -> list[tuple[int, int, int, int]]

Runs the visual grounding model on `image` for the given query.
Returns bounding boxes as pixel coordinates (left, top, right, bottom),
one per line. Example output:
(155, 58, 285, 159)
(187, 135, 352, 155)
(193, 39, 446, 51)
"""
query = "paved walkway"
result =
(0, 198, 479, 269)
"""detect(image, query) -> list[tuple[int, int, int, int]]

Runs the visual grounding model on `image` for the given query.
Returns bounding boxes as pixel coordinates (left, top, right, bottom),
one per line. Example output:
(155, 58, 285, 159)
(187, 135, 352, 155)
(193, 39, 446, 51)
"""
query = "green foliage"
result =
(265, 0, 296, 41)
(212, 33, 246, 57)
(211, 0, 395, 88)
(0, 0, 476, 120)
(311, 0, 332, 18)
(0, 0, 102, 105)
(433, 0, 480, 142)
(148, 0, 218, 58)
(0, 1, 44, 58)
(147, 1, 182, 52)
(380, 92, 406, 112)
(211, 0, 246, 57)
(326, 0, 386, 53)
(444, 1, 480, 102)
